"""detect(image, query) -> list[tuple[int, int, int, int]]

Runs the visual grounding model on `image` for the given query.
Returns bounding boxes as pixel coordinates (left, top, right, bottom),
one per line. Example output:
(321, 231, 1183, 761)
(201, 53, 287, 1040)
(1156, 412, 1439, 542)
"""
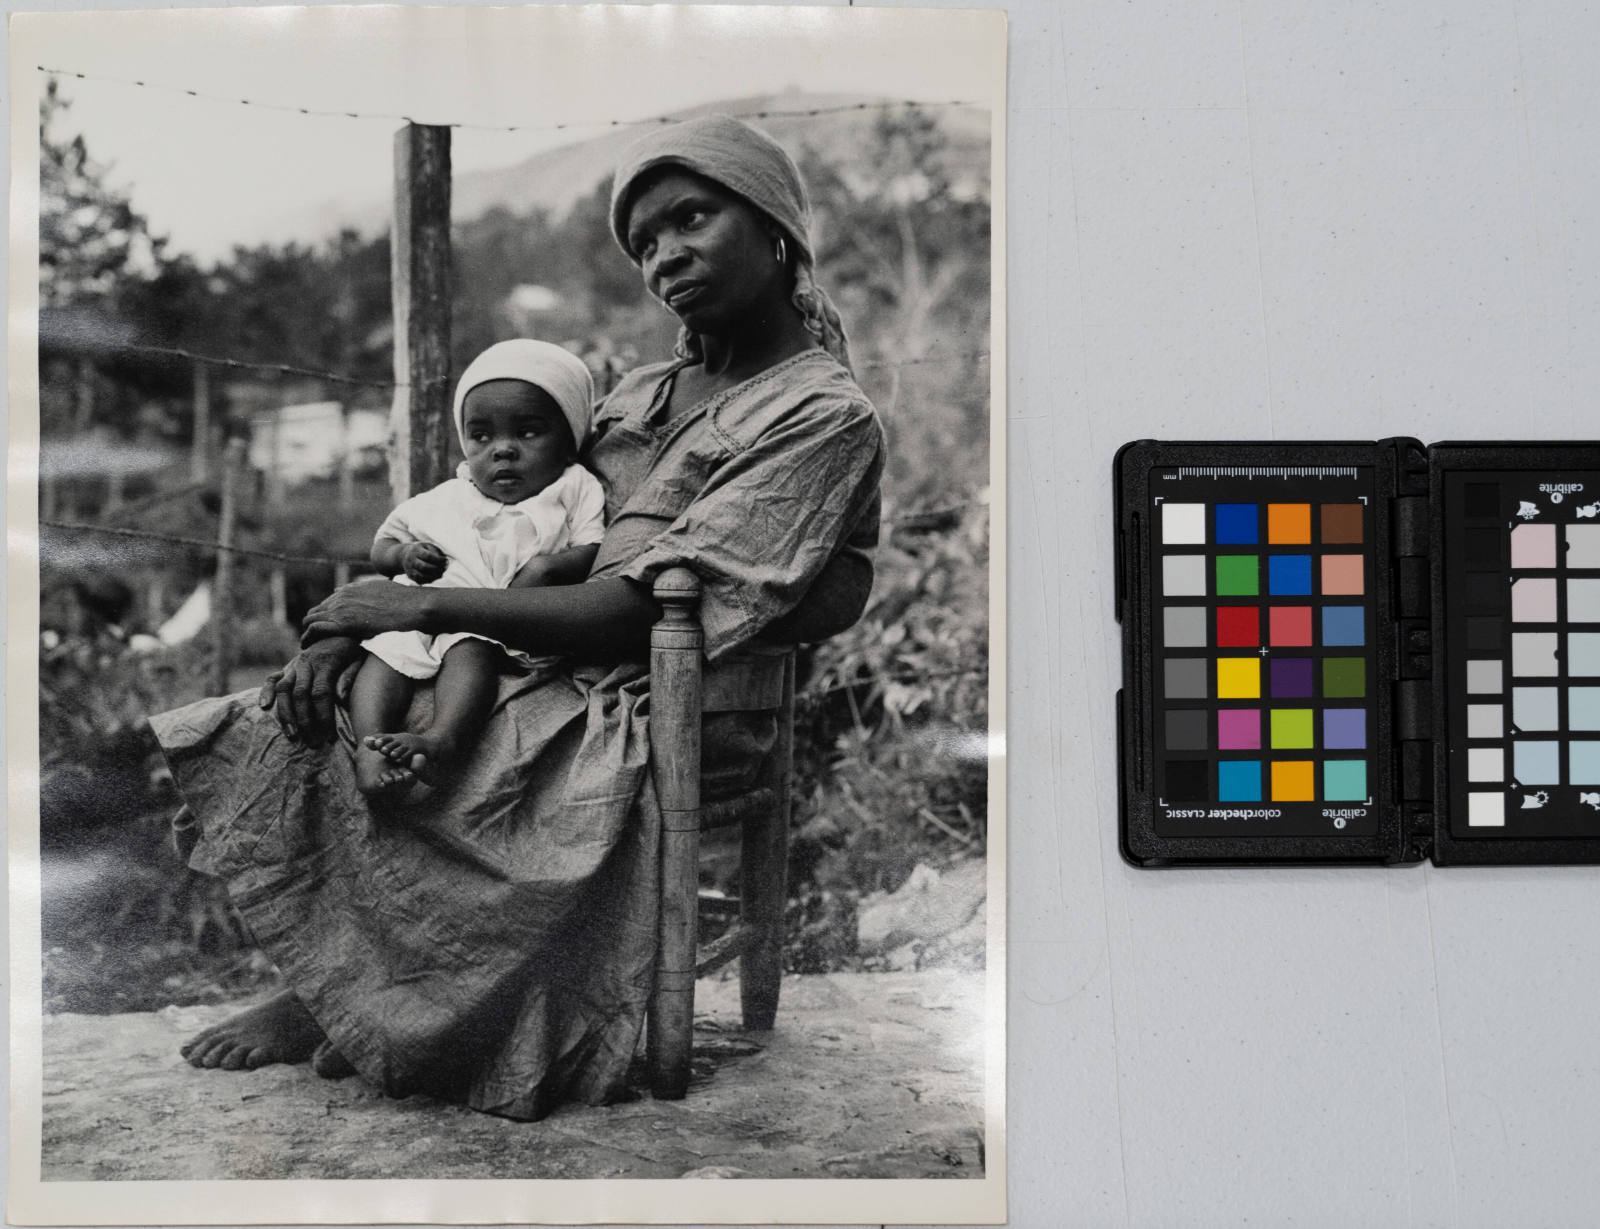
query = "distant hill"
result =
(292, 91, 990, 241)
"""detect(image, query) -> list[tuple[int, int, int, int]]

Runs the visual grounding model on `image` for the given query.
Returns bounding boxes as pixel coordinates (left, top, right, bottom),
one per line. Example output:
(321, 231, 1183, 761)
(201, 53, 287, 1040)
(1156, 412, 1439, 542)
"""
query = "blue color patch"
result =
(1214, 503, 1258, 545)
(1321, 605, 1365, 647)
(1268, 554, 1313, 596)
(1217, 760, 1262, 802)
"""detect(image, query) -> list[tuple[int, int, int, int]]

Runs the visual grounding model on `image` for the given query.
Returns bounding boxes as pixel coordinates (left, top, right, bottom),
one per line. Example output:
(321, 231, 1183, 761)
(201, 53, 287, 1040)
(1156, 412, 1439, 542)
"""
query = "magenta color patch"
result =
(1217, 708, 1261, 751)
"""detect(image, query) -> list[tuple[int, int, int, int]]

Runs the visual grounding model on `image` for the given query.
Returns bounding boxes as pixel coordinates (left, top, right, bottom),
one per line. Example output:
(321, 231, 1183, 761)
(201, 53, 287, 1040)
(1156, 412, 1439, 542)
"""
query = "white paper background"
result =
(9, 0, 1600, 1226)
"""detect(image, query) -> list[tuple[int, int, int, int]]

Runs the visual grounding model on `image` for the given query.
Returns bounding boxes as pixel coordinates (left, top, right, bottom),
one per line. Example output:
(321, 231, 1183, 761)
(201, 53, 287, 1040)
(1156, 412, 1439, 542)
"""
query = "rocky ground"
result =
(40, 970, 986, 1181)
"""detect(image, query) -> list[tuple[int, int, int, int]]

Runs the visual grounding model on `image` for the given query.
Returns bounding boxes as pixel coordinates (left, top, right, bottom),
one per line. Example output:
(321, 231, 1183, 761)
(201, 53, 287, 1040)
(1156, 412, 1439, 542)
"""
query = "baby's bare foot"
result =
(181, 991, 324, 1070)
(364, 731, 460, 786)
(354, 741, 416, 798)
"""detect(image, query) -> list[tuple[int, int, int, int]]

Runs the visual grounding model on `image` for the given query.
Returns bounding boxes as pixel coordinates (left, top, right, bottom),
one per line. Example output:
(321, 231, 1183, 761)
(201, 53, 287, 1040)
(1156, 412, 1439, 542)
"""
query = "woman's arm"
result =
(510, 543, 599, 588)
(302, 574, 659, 660)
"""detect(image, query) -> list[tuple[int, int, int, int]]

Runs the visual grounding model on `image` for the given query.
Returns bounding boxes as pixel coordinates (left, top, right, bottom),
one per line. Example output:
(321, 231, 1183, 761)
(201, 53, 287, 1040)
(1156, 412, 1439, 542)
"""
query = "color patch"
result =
(1514, 740, 1561, 785)
(1214, 503, 1258, 545)
(1568, 525, 1600, 569)
(1164, 606, 1208, 647)
(1512, 633, 1559, 677)
(1569, 634, 1600, 676)
(1322, 657, 1365, 698)
(1321, 554, 1364, 596)
(1165, 658, 1209, 699)
(1323, 760, 1367, 801)
(1216, 658, 1261, 699)
(1269, 657, 1314, 699)
(1268, 555, 1312, 596)
(1217, 709, 1261, 751)
(1511, 686, 1560, 731)
(1165, 760, 1209, 801)
(1166, 709, 1210, 750)
(1468, 792, 1505, 827)
(1320, 503, 1364, 545)
(1466, 660, 1503, 693)
(1217, 760, 1262, 802)
(1163, 503, 1207, 545)
(1215, 606, 1259, 647)
(1569, 578, 1600, 622)
(1321, 606, 1364, 647)
(1271, 760, 1315, 802)
(1569, 688, 1600, 731)
(1269, 606, 1313, 647)
(1511, 577, 1558, 623)
(1216, 555, 1260, 596)
(1164, 555, 1207, 596)
(1323, 708, 1366, 750)
(1468, 748, 1503, 782)
(1269, 708, 1314, 750)
(1510, 523, 1557, 569)
(1572, 742, 1600, 785)
(1267, 503, 1311, 545)
(1468, 704, 1503, 738)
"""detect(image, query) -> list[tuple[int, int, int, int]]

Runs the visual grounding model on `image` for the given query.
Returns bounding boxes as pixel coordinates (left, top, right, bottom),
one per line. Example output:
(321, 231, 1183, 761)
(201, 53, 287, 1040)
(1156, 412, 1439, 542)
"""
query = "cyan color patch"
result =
(1217, 760, 1262, 802)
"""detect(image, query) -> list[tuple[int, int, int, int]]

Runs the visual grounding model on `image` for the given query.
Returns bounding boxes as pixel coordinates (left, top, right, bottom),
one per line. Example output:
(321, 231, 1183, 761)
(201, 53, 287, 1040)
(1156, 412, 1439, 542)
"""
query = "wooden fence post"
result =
(388, 123, 453, 504)
(191, 360, 211, 482)
(211, 438, 246, 694)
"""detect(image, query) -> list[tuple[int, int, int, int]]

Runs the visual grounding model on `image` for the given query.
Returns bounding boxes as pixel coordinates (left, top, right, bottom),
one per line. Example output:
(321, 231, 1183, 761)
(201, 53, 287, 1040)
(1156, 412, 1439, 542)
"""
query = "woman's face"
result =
(460, 380, 572, 505)
(624, 169, 785, 336)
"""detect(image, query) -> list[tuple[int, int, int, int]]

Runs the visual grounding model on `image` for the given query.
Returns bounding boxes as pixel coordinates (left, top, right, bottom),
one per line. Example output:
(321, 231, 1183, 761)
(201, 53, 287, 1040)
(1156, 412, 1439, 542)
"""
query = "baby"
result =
(351, 339, 604, 797)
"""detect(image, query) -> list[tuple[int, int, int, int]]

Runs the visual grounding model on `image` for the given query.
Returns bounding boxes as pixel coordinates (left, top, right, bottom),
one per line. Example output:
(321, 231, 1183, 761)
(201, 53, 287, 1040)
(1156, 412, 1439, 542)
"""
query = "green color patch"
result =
(1215, 554, 1260, 597)
(1270, 708, 1314, 749)
(1323, 657, 1366, 698)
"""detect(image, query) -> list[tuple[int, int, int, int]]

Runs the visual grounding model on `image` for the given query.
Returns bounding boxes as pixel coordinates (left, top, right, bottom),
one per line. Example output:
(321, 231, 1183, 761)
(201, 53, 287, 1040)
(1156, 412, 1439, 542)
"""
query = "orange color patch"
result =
(1271, 760, 1316, 802)
(1267, 503, 1311, 545)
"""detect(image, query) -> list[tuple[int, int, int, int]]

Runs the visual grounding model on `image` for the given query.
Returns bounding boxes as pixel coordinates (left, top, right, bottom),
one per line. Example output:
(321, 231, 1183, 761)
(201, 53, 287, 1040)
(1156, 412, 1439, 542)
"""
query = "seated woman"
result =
(150, 114, 885, 1121)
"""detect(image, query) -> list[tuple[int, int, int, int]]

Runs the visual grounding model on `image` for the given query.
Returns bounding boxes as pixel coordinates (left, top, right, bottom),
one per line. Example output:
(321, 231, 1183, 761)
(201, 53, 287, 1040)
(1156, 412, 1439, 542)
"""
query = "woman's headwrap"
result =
(608, 114, 852, 371)
(452, 339, 595, 454)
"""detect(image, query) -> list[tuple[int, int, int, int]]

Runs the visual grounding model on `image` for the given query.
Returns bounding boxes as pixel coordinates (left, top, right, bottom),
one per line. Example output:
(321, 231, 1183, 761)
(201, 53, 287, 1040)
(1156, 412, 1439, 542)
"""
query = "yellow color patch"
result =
(1271, 760, 1315, 801)
(1216, 657, 1261, 699)
(1268, 503, 1312, 545)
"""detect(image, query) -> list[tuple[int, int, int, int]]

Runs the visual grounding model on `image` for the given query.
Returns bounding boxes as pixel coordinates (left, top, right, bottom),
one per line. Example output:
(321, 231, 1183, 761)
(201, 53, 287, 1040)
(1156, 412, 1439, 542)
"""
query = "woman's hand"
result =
(301, 577, 429, 645)
(257, 636, 364, 745)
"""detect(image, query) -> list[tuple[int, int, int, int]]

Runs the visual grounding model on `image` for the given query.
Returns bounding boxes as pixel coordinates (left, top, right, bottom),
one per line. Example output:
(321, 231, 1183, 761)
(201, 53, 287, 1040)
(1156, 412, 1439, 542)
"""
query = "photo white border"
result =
(6, 4, 1007, 1223)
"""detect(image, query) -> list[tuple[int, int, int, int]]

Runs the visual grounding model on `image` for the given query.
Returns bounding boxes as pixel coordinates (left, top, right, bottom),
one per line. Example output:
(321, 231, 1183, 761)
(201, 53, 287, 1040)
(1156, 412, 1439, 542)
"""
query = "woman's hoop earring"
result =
(775, 236, 787, 265)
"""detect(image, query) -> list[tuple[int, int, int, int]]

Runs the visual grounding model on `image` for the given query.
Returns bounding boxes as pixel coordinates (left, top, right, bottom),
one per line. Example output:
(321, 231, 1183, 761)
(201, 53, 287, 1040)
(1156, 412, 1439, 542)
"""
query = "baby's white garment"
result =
(362, 463, 605, 679)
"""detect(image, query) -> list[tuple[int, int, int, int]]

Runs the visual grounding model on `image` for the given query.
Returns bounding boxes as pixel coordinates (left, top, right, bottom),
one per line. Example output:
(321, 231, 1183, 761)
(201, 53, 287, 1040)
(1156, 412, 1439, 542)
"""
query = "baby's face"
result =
(461, 380, 572, 504)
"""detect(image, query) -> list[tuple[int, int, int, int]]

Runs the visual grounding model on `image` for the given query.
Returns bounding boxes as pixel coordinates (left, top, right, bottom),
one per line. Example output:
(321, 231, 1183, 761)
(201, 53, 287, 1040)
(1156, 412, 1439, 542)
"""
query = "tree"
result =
(39, 78, 165, 310)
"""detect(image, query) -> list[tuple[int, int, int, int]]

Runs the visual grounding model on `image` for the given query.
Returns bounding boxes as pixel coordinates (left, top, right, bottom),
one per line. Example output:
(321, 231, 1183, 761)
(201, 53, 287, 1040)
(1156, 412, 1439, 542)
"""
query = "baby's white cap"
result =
(452, 339, 594, 453)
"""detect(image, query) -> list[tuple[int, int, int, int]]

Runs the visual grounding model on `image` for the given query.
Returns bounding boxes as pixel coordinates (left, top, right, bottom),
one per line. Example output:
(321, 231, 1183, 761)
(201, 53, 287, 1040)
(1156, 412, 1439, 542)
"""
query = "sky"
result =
(18, 3, 1002, 262)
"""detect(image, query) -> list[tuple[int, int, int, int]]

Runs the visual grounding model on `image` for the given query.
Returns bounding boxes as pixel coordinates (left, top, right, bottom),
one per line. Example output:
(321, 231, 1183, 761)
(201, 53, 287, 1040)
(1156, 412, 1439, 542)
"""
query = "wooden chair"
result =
(646, 567, 795, 1099)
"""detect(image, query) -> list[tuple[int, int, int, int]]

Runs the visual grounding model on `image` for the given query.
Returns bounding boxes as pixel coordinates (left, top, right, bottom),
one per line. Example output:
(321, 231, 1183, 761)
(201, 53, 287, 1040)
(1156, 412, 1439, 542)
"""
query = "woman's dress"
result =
(149, 350, 883, 1120)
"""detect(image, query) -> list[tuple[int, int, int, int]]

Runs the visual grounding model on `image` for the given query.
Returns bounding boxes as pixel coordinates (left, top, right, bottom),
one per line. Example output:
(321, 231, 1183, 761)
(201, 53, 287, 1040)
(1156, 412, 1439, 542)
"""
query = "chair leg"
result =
(740, 654, 794, 1031)
(648, 569, 703, 1099)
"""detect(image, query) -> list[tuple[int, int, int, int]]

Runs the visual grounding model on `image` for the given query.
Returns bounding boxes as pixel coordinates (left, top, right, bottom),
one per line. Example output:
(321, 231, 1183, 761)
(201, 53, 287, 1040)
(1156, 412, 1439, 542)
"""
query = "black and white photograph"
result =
(7, 5, 1004, 1223)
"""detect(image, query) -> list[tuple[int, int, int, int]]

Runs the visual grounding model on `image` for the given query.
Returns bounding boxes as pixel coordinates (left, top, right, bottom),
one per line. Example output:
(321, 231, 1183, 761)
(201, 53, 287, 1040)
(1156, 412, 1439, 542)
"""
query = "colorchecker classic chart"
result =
(1117, 439, 1600, 867)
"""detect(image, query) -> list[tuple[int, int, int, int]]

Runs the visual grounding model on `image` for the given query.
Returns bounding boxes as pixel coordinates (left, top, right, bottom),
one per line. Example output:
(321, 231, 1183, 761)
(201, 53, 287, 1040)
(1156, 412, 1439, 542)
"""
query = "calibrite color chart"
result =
(1118, 438, 1600, 868)
(1151, 467, 1376, 837)
(1443, 470, 1600, 840)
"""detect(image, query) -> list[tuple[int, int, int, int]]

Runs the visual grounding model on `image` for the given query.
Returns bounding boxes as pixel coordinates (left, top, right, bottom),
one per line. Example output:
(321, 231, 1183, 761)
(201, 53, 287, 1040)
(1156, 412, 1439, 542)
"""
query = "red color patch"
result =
(1216, 606, 1259, 647)
(1269, 605, 1313, 647)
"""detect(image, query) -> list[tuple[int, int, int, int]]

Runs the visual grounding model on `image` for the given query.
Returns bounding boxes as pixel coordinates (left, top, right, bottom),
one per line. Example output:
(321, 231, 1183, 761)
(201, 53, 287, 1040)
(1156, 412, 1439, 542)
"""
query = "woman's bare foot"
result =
(353, 740, 416, 798)
(181, 991, 325, 1070)
(364, 731, 460, 786)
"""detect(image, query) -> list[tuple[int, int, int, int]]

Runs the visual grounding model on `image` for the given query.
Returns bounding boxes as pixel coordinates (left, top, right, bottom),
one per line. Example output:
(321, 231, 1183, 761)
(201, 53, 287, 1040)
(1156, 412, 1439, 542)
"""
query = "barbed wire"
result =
(40, 519, 364, 568)
(37, 66, 976, 133)
(77, 341, 402, 390)
(55, 337, 989, 391)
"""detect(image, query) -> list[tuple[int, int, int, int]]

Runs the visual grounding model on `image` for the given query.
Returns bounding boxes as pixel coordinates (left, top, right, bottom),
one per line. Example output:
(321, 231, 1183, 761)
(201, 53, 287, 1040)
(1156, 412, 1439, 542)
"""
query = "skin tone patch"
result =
(1321, 555, 1364, 596)
(1510, 523, 1557, 569)
(1320, 503, 1364, 544)
(1511, 578, 1558, 623)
